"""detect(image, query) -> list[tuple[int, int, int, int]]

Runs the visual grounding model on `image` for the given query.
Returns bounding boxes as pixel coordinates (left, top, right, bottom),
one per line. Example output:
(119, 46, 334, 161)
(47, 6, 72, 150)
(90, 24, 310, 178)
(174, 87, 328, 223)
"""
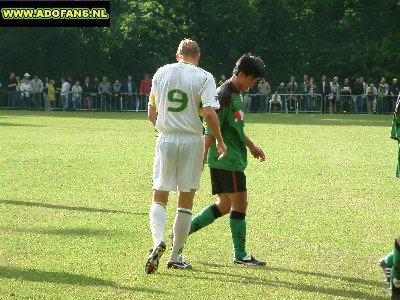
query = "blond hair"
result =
(177, 39, 200, 58)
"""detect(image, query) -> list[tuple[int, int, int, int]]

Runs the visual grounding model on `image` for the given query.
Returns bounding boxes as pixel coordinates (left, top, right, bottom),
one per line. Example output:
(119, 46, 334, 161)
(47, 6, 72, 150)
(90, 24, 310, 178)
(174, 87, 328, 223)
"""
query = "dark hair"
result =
(232, 54, 266, 78)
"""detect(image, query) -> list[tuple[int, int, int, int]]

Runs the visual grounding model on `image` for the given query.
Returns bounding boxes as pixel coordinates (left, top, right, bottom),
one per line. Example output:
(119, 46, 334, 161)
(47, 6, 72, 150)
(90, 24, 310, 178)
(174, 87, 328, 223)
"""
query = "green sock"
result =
(230, 210, 247, 261)
(189, 204, 222, 235)
(392, 240, 400, 282)
(386, 250, 394, 266)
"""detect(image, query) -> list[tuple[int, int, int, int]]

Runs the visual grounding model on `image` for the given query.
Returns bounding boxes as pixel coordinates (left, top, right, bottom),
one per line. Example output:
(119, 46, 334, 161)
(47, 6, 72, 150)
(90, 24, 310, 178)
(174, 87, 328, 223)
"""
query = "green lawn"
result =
(0, 110, 397, 299)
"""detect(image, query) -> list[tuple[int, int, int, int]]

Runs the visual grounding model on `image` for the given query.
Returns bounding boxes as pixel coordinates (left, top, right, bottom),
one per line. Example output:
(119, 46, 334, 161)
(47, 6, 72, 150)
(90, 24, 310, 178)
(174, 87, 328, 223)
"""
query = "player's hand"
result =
(249, 145, 265, 162)
(216, 139, 227, 160)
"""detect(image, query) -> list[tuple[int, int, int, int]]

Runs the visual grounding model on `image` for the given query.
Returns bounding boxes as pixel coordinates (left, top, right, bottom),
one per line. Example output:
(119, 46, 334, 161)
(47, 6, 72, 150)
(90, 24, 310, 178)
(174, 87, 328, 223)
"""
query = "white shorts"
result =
(152, 132, 204, 192)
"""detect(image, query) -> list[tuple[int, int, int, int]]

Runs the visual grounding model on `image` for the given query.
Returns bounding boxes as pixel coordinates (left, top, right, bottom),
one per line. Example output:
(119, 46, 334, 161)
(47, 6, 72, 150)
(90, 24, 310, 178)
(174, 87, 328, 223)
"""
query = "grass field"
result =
(0, 110, 398, 299)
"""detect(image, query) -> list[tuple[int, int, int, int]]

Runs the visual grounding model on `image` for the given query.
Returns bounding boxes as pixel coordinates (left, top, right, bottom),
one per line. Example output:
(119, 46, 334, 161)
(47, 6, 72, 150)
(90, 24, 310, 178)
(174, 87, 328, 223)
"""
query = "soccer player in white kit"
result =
(145, 39, 227, 274)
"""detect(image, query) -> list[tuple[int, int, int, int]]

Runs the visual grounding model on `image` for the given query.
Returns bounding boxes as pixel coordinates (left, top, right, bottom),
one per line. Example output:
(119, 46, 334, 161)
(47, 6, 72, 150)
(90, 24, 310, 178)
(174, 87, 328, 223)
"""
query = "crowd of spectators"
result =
(3, 72, 153, 111)
(2, 72, 399, 114)
(216, 74, 400, 114)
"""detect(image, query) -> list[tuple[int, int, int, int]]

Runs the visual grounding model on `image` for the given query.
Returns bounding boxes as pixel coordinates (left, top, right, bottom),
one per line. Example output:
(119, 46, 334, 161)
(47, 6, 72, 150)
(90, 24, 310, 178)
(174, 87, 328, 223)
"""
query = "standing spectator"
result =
(300, 74, 310, 111)
(329, 77, 340, 114)
(60, 77, 70, 111)
(352, 77, 364, 113)
(43, 77, 50, 111)
(7, 72, 18, 107)
(98, 77, 111, 112)
(308, 77, 317, 111)
(30, 75, 43, 109)
(140, 73, 152, 111)
(258, 78, 271, 112)
(71, 80, 82, 110)
(19, 75, 32, 108)
(47, 79, 56, 111)
(286, 76, 299, 112)
(112, 79, 122, 110)
(91, 77, 100, 109)
(390, 79, 399, 112)
(366, 83, 377, 114)
(277, 82, 288, 112)
(269, 91, 282, 112)
(377, 77, 389, 113)
(81, 77, 91, 109)
(360, 76, 368, 112)
(318, 75, 331, 113)
(218, 74, 226, 87)
(120, 75, 138, 111)
(340, 78, 352, 113)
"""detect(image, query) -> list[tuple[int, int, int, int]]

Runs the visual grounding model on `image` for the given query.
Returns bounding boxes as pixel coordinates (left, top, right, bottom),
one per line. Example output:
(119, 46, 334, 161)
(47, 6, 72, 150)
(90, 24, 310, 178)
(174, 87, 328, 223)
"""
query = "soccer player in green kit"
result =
(379, 93, 400, 299)
(172, 54, 267, 267)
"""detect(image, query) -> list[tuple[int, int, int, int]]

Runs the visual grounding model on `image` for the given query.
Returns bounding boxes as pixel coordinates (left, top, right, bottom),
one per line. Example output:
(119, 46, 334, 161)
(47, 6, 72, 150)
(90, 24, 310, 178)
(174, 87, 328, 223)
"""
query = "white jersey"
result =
(150, 61, 219, 134)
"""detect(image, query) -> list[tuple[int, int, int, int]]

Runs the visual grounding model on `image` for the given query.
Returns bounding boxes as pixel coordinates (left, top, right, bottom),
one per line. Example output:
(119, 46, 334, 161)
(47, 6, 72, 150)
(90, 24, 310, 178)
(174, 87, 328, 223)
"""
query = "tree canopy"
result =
(1, 0, 399, 88)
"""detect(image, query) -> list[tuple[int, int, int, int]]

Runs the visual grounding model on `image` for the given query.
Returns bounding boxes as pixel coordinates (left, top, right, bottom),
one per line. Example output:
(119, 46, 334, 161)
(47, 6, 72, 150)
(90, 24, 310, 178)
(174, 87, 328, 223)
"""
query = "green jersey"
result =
(205, 81, 247, 172)
(392, 101, 400, 178)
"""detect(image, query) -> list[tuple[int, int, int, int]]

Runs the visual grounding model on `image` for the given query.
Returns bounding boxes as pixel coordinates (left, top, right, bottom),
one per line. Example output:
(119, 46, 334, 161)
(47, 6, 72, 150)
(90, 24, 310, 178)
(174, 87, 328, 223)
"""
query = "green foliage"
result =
(0, 0, 399, 87)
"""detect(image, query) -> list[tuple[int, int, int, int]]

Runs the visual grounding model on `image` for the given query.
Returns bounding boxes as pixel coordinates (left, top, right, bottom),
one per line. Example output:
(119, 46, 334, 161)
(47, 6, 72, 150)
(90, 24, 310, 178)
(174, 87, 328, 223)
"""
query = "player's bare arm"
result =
(244, 134, 265, 162)
(203, 134, 214, 168)
(203, 106, 227, 159)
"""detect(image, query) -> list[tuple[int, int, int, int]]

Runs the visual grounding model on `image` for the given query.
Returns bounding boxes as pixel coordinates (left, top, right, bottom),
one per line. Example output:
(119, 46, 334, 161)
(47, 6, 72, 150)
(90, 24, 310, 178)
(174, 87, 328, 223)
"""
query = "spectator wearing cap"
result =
(30, 74, 43, 109)
(19, 74, 32, 108)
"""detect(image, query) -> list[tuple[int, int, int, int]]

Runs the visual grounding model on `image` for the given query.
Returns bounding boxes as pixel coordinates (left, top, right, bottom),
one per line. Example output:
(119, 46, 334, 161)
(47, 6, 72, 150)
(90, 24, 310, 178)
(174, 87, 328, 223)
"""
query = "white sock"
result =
(169, 208, 192, 263)
(149, 202, 166, 247)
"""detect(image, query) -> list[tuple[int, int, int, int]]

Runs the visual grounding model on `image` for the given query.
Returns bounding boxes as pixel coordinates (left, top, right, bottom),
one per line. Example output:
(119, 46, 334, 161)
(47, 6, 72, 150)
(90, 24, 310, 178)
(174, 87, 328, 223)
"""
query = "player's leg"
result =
(145, 190, 169, 274)
(390, 236, 400, 299)
(226, 172, 265, 266)
(379, 250, 394, 283)
(167, 134, 203, 269)
(167, 190, 196, 269)
(189, 169, 232, 235)
(145, 133, 178, 274)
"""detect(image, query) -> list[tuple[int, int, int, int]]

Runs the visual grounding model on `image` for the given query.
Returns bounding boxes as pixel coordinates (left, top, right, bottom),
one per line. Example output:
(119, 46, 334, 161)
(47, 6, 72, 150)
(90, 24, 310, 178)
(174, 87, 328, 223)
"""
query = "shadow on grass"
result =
(0, 266, 165, 294)
(0, 110, 392, 126)
(193, 263, 386, 300)
(244, 113, 392, 127)
(0, 110, 148, 121)
(3, 227, 126, 237)
(0, 122, 47, 127)
(0, 199, 145, 215)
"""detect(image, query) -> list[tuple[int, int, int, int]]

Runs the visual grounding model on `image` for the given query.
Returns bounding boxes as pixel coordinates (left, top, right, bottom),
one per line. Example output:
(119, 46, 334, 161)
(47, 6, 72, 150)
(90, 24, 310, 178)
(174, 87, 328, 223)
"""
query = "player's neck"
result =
(178, 58, 198, 66)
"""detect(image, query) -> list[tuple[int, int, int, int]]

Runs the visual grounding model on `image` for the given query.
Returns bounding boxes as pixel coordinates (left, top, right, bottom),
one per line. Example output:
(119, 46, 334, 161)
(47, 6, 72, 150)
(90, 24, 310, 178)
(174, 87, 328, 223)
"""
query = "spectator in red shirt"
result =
(140, 73, 152, 95)
(140, 73, 152, 112)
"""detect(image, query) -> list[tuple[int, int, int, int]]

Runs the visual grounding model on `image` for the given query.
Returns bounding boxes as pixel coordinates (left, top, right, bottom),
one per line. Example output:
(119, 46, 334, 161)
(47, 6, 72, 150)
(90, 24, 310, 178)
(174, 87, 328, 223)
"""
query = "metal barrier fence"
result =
(245, 93, 397, 114)
(323, 94, 398, 114)
(245, 93, 324, 113)
(0, 89, 397, 114)
(0, 90, 149, 112)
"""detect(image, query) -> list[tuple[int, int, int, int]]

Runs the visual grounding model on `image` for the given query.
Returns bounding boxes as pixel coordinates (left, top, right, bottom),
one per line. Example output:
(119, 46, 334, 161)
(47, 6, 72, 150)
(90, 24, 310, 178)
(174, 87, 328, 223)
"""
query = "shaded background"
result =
(1, 0, 400, 87)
